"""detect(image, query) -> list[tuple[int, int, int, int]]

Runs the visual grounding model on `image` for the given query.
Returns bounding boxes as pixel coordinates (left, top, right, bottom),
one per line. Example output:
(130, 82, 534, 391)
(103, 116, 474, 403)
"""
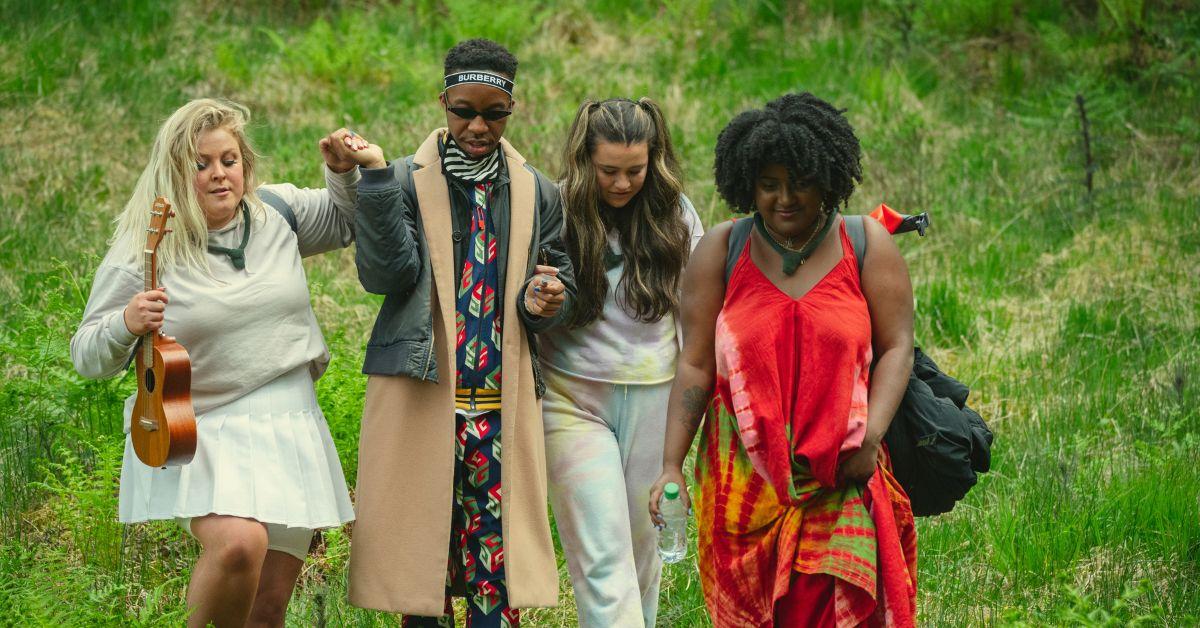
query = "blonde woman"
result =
(70, 98, 367, 627)
(539, 98, 703, 627)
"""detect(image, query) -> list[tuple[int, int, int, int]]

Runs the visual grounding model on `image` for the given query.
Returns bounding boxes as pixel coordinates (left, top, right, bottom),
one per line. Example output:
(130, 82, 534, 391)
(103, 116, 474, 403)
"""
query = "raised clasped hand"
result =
(319, 127, 386, 173)
(524, 265, 565, 318)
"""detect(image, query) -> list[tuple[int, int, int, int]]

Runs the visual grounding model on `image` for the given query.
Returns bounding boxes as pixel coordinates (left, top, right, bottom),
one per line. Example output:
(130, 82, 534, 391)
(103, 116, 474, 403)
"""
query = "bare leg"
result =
(246, 550, 304, 628)
(186, 515, 269, 628)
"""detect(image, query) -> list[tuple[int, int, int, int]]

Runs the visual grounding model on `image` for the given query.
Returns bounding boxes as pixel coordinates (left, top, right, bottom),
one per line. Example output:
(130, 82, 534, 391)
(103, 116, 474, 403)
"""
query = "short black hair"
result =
(714, 92, 862, 214)
(444, 38, 518, 79)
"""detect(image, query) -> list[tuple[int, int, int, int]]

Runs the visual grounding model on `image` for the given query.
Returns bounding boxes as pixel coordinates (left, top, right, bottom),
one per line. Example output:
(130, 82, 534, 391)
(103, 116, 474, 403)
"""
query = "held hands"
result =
(838, 437, 881, 484)
(524, 265, 565, 318)
(320, 127, 385, 173)
(648, 467, 692, 529)
(123, 287, 168, 336)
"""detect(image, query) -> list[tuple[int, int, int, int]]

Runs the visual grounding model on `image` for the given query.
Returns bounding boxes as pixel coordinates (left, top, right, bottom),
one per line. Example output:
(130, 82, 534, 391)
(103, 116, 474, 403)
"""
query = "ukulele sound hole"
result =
(144, 367, 156, 392)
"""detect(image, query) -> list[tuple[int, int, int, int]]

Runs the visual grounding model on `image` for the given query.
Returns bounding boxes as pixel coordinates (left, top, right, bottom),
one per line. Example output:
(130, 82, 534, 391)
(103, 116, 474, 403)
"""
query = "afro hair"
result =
(714, 92, 862, 214)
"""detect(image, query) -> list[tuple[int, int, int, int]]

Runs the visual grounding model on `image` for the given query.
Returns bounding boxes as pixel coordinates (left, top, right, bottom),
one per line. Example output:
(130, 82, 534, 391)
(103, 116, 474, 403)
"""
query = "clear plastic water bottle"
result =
(657, 482, 688, 563)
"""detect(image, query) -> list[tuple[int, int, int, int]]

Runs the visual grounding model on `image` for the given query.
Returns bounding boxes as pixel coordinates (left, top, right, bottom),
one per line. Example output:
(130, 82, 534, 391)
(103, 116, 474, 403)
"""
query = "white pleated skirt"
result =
(118, 364, 355, 530)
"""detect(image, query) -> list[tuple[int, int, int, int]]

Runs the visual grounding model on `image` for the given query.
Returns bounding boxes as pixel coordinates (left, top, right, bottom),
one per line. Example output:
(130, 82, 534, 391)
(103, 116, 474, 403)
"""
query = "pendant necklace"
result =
(753, 211, 837, 275)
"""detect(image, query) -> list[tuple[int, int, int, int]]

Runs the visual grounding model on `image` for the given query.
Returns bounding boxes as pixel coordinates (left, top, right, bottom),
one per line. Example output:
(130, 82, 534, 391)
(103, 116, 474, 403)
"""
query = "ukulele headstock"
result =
(146, 196, 175, 253)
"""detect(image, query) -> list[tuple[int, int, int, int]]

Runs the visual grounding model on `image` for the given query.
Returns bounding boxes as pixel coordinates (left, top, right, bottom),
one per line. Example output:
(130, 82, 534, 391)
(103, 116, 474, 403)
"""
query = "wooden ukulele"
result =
(131, 197, 197, 467)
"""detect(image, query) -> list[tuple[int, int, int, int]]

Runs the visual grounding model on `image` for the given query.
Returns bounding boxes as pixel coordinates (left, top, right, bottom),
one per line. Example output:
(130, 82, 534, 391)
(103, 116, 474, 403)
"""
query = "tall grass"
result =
(1, 0, 1198, 625)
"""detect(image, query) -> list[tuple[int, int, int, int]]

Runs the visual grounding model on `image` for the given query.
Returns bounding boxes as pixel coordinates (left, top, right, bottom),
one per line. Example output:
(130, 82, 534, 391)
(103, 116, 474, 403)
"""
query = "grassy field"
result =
(2, 0, 1198, 625)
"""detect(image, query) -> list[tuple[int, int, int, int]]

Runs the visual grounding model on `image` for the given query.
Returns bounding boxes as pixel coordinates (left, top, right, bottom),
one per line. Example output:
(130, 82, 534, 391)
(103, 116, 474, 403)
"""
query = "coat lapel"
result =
(412, 130, 457, 384)
(499, 137, 534, 415)
(493, 139, 558, 608)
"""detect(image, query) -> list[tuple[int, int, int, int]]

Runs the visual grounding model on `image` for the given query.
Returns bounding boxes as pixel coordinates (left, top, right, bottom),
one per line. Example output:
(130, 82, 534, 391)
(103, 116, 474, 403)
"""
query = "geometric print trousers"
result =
(402, 409, 518, 628)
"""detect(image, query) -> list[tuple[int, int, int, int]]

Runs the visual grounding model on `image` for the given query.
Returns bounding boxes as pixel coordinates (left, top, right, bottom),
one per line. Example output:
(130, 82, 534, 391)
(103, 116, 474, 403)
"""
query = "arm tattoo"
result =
(679, 385, 710, 428)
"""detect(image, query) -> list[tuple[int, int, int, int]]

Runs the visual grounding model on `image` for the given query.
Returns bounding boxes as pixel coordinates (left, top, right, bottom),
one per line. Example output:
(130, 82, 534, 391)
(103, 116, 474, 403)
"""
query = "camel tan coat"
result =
(347, 132, 558, 615)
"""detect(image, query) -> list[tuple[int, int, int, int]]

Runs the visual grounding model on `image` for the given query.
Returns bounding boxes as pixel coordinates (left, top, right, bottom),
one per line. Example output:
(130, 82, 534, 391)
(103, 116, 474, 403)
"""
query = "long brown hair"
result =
(560, 98, 690, 328)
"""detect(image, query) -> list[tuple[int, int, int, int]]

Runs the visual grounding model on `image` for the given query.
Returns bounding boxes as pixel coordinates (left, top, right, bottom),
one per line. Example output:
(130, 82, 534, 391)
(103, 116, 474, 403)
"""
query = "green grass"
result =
(2, 0, 1199, 625)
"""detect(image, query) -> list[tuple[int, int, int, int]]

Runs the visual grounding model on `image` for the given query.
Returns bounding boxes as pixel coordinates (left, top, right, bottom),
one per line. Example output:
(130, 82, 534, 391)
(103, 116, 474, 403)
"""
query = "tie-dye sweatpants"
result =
(541, 366, 673, 628)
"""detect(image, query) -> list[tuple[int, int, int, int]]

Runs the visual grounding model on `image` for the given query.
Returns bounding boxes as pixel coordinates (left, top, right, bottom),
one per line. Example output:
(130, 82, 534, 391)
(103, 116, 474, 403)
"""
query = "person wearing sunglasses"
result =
(329, 38, 575, 627)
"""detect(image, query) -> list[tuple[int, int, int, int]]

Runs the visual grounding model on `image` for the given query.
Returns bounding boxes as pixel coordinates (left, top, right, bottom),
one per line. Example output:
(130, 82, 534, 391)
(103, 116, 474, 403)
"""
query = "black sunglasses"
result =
(446, 105, 513, 122)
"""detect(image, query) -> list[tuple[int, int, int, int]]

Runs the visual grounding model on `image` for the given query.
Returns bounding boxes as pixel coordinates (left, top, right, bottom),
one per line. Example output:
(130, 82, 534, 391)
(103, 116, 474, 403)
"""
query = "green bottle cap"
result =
(664, 482, 680, 500)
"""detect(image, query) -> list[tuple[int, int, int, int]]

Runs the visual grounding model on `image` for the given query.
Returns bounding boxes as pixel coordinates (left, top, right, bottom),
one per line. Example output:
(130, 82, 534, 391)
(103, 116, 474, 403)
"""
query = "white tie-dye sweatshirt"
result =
(539, 195, 704, 384)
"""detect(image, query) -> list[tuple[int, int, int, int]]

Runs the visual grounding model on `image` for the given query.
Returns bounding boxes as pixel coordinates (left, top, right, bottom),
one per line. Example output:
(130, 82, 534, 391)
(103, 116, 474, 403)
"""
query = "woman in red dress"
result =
(650, 93, 918, 627)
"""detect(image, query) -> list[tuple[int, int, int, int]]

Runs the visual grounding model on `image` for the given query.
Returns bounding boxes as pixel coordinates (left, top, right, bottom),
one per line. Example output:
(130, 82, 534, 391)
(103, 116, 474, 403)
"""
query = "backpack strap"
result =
(844, 214, 868, 275)
(727, 214, 867, 281)
(724, 216, 754, 283)
(258, 188, 298, 233)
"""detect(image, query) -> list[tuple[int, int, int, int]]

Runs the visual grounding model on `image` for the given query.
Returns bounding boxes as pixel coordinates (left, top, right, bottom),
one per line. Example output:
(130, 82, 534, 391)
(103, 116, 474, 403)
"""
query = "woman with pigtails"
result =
(539, 97, 703, 628)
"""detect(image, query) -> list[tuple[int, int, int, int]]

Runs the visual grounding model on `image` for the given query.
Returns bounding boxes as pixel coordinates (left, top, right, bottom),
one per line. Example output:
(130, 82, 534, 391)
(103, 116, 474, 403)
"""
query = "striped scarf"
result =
(441, 135, 502, 183)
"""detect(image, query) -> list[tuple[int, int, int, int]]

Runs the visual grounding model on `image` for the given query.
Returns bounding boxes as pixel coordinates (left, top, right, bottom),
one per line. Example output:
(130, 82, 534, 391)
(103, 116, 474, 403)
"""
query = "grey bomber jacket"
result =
(354, 133, 575, 396)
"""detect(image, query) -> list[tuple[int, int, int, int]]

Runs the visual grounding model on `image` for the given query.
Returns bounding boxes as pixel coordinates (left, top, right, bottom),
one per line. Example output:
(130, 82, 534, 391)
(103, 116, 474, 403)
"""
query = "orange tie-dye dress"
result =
(696, 221, 918, 627)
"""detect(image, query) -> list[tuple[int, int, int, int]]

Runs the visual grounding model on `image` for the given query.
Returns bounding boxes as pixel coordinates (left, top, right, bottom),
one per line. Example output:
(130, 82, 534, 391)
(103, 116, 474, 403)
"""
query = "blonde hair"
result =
(109, 98, 263, 272)
(560, 97, 690, 327)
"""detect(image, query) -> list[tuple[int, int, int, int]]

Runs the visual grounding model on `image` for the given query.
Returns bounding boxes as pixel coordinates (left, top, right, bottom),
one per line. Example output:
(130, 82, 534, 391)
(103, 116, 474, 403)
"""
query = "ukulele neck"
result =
(142, 240, 157, 363)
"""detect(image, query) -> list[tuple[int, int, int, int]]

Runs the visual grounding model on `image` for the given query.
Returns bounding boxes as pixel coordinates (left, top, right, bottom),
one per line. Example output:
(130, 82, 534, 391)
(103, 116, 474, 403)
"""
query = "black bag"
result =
(724, 215, 993, 516)
(881, 348, 993, 515)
